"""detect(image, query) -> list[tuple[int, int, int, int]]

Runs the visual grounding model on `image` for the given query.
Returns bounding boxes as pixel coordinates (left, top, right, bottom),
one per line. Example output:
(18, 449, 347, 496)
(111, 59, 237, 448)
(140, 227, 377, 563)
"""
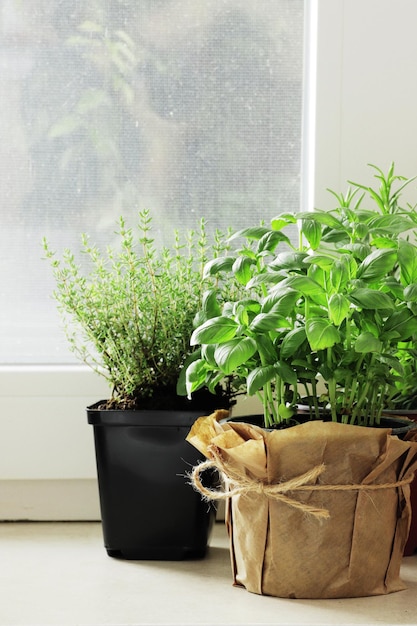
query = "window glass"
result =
(0, 0, 305, 363)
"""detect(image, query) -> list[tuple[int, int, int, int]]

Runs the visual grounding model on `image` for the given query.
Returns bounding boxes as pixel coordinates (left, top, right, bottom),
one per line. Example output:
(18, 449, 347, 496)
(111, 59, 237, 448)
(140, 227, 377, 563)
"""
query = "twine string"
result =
(190, 449, 415, 520)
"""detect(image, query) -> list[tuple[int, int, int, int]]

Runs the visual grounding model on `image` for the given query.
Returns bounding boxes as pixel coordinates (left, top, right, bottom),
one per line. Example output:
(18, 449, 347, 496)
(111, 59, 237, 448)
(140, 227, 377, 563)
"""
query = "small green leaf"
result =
(185, 359, 209, 397)
(330, 256, 351, 291)
(247, 365, 276, 395)
(354, 332, 383, 353)
(274, 361, 297, 385)
(404, 283, 417, 302)
(301, 219, 322, 249)
(229, 226, 271, 241)
(247, 271, 286, 289)
(257, 230, 291, 253)
(353, 222, 369, 239)
(398, 239, 417, 285)
(249, 312, 290, 332)
(303, 253, 335, 270)
(201, 344, 217, 367)
(232, 256, 254, 285)
(280, 275, 325, 297)
(349, 288, 395, 310)
(297, 210, 344, 229)
(214, 337, 257, 374)
(233, 299, 261, 325)
(383, 308, 417, 341)
(341, 242, 371, 262)
(280, 327, 307, 358)
(261, 288, 299, 315)
(203, 256, 235, 278)
(305, 318, 340, 351)
(278, 403, 295, 419)
(369, 214, 416, 235)
(177, 350, 202, 395)
(271, 213, 297, 230)
(255, 334, 278, 362)
(380, 354, 404, 376)
(269, 251, 308, 271)
(383, 276, 405, 299)
(356, 248, 397, 281)
(190, 316, 239, 345)
(328, 293, 350, 326)
(201, 289, 221, 318)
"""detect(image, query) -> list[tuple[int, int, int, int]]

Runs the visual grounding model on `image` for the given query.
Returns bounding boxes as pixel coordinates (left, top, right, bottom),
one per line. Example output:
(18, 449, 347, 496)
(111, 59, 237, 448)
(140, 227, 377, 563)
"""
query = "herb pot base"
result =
(188, 416, 417, 598)
(88, 403, 217, 560)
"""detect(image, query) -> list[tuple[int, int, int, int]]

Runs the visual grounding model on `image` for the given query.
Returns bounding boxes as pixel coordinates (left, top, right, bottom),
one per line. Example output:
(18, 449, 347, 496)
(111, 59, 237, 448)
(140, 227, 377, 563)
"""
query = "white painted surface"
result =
(314, 0, 417, 209)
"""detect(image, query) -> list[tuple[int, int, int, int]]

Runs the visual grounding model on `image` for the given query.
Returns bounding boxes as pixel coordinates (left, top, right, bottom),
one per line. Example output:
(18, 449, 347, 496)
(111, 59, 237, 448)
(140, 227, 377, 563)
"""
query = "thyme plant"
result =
(43, 210, 231, 409)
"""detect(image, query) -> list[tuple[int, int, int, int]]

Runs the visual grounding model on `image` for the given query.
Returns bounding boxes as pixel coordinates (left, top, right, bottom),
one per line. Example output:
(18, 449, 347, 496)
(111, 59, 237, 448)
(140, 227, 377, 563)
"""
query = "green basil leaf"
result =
(269, 251, 308, 271)
(201, 289, 221, 317)
(257, 230, 291, 253)
(330, 256, 351, 291)
(305, 318, 340, 351)
(383, 308, 417, 341)
(280, 327, 307, 358)
(404, 283, 417, 302)
(356, 248, 397, 281)
(328, 293, 350, 326)
(348, 288, 395, 310)
(297, 210, 344, 229)
(354, 332, 383, 353)
(274, 360, 297, 385)
(398, 239, 417, 285)
(185, 359, 209, 397)
(203, 256, 235, 278)
(249, 312, 290, 332)
(247, 365, 276, 395)
(232, 256, 255, 285)
(271, 213, 297, 230)
(261, 288, 299, 315)
(369, 214, 416, 235)
(201, 344, 217, 367)
(228, 226, 271, 241)
(190, 316, 239, 345)
(303, 253, 335, 270)
(301, 219, 322, 249)
(280, 275, 325, 297)
(214, 337, 257, 375)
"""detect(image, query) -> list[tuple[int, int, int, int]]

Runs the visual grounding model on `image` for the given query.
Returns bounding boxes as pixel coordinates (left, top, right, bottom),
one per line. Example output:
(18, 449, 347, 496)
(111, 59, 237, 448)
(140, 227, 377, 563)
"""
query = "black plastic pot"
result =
(87, 402, 217, 560)
(228, 412, 417, 433)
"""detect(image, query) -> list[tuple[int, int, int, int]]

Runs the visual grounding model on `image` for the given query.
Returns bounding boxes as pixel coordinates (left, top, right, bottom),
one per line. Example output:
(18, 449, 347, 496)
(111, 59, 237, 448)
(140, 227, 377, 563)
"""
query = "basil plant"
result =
(185, 164, 417, 427)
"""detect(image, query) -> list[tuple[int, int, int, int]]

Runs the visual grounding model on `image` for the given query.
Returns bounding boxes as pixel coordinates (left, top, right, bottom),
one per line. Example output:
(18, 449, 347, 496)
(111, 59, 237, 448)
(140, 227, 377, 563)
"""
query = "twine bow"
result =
(190, 448, 415, 520)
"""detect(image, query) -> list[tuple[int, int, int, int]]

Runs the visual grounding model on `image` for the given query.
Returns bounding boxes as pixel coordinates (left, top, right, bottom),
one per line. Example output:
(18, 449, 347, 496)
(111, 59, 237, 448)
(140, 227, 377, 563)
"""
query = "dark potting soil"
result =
(97, 385, 231, 412)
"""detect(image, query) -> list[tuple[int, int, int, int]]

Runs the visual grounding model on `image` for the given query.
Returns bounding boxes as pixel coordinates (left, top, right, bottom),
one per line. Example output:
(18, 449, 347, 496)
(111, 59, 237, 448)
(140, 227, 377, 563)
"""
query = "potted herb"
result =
(185, 165, 417, 597)
(43, 210, 232, 560)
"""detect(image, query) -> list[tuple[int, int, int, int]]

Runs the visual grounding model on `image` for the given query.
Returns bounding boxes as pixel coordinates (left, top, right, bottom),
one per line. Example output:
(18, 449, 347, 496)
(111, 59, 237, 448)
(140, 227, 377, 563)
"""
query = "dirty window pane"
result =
(0, 0, 305, 363)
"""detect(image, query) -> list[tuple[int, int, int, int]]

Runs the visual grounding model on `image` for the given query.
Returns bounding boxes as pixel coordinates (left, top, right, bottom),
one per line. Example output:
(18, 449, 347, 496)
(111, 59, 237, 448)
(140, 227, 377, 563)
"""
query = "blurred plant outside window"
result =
(0, 0, 306, 364)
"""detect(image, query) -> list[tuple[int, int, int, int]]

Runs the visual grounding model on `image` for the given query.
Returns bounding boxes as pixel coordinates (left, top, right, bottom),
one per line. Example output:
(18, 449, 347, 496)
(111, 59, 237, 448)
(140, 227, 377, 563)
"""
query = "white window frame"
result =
(1, 0, 317, 520)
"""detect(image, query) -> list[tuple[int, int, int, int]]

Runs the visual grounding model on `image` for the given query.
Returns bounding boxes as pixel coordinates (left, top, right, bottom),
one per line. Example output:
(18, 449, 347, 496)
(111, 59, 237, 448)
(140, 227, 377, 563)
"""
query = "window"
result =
(0, 0, 306, 364)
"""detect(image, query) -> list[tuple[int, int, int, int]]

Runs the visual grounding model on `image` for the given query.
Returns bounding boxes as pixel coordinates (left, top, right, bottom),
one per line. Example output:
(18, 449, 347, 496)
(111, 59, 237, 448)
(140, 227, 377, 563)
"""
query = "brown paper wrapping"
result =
(187, 413, 417, 599)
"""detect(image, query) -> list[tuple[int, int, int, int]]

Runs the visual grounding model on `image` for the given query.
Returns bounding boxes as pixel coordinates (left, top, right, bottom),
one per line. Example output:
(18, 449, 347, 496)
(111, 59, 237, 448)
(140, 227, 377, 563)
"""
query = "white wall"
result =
(314, 0, 417, 209)
(0, 367, 109, 519)
(4, 0, 417, 519)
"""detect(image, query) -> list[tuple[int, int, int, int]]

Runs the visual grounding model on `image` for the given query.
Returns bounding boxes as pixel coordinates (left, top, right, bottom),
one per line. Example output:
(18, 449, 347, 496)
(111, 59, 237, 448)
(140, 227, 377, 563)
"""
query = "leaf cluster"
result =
(43, 210, 232, 408)
(186, 164, 417, 427)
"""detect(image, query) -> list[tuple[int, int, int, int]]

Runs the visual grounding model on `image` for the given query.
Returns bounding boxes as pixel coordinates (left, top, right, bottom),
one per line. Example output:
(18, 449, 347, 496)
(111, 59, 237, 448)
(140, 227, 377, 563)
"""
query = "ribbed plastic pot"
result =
(87, 402, 217, 560)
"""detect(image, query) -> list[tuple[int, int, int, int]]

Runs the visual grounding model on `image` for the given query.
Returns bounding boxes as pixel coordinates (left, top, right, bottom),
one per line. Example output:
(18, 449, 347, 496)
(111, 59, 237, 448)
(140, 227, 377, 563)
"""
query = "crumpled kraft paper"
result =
(187, 412, 417, 599)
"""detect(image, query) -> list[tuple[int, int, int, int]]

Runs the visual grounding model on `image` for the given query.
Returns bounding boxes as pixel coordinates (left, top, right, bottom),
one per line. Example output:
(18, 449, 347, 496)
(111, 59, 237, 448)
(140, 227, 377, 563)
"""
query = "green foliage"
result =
(43, 210, 232, 408)
(186, 163, 417, 427)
